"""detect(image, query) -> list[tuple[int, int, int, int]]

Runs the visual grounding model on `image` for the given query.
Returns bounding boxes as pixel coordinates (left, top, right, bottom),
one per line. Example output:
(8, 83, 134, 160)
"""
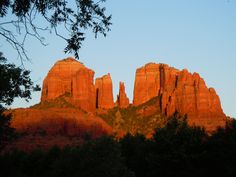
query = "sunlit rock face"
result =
(41, 58, 226, 131)
(116, 82, 129, 108)
(133, 63, 226, 131)
(6, 107, 112, 150)
(41, 57, 96, 112)
(95, 73, 114, 109)
(41, 58, 117, 111)
(72, 67, 96, 112)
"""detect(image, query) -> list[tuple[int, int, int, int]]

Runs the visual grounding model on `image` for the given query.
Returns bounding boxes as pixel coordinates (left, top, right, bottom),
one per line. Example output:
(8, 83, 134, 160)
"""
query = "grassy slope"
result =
(98, 97, 167, 136)
(31, 94, 167, 137)
(31, 93, 80, 110)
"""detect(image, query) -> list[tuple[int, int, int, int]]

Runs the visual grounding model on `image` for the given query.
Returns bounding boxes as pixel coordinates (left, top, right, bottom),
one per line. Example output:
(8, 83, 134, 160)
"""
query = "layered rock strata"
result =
(95, 73, 114, 109)
(133, 63, 226, 130)
(41, 57, 96, 112)
(41, 58, 226, 131)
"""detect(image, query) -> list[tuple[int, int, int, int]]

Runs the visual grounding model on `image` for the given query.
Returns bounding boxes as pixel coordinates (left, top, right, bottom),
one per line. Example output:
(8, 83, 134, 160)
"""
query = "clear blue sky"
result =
(3, 0, 236, 118)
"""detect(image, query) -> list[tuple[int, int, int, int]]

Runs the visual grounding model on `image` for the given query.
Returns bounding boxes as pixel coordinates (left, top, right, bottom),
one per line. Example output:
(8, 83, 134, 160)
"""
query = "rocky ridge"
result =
(10, 57, 227, 144)
(133, 63, 226, 130)
(35, 58, 228, 131)
(95, 73, 114, 109)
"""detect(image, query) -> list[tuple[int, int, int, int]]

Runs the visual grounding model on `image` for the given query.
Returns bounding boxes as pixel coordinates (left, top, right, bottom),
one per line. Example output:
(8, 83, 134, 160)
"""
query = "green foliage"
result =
(32, 93, 77, 110)
(153, 113, 207, 153)
(1, 117, 236, 177)
(119, 134, 149, 177)
(148, 113, 208, 177)
(135, 96, 160, 109)
(99, 97, 165, 136)
(0, 52, 40, 107)
(0, 0, 112, 59)
(0, 52, 40, 151)
(0, 110, 16, 150)
(0, 137, 134, 177)
(52, 137, 134, 177)
(201, 119, 236, 177)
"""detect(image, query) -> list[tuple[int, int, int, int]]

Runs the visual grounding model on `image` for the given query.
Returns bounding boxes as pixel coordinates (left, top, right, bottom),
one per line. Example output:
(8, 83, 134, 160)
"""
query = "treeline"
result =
(0, 115, 236, 177)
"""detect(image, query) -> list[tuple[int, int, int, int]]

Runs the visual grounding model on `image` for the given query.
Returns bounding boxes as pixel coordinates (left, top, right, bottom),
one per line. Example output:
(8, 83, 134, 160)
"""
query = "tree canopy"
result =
(0, 0, 112, 60)
(0, 52, 40, 151)
(1, 116, 236, 177)
(0, 52, 40, 108)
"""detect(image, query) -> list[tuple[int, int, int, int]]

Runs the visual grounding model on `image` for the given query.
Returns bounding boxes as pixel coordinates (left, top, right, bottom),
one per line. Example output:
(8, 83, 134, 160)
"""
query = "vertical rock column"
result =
(95, 73, 114, 109)
(72, 68, 96, 112)
(117, 82, 129, 108)
(133, 63, 160, 106)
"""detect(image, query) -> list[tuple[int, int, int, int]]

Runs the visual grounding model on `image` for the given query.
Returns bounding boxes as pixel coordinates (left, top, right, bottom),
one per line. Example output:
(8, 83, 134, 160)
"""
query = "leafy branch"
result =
(0, 0, 112, 61)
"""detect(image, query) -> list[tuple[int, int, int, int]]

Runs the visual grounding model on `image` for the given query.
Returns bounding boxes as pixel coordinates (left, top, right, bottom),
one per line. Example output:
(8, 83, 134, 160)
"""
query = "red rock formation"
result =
(117, 82, 129, 108)
(133, 63, 179, 106)
(133, 63, 226, 131)
(95, 73, 114, 109)
(72, 68, 96, 112)
(10, 107, 112, 135)
(34, 58, 227, 133)
(41, 57, 96, 112)
(41, 57, 85, 101)
(6, 107, 112, 150)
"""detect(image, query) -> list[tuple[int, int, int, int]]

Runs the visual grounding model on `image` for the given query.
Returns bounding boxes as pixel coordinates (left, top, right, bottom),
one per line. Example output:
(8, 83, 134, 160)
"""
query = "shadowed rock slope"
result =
(6, 95, 112, 151)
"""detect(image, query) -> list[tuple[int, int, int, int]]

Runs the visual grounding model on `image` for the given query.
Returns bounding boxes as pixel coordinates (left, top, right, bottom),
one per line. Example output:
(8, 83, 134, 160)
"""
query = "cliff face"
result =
(41, 58, 85, 101)
(133, 63, 226, 130)
(72, 68, 96, 112)
(41, 58, 117, 111)
(41, 57, 96, 112)
(95, 73, 114, 109)
(40, 58, 227, 131)
(41, 59, 226, 129)
(116, 82, 129, 108)
(133, 63, 179, 106)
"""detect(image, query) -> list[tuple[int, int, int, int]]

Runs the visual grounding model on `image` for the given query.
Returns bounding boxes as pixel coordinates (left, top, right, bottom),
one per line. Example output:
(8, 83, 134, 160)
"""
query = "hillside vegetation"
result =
(98, 97, 167, 137)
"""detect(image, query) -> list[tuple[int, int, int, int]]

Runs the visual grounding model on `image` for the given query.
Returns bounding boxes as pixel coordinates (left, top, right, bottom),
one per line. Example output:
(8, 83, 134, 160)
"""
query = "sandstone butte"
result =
(10, 57, 227, 136)
(41, 57, 96, 112)
(116, 82, 130, 108)
(133, 63, 226, 130)
(42, 57, 114, 112)
(41, 58, 226, 130)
